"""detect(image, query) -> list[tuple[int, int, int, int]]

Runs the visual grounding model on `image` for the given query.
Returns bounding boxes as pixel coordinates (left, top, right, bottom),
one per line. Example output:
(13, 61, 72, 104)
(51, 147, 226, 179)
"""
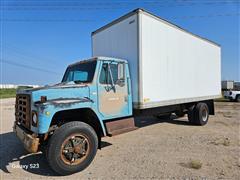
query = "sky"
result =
(1, 0, 239, 85)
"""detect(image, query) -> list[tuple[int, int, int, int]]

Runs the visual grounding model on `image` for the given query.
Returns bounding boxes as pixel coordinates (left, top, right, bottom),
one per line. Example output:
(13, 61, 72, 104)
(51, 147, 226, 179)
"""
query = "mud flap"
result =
(105, 117, 138, 136)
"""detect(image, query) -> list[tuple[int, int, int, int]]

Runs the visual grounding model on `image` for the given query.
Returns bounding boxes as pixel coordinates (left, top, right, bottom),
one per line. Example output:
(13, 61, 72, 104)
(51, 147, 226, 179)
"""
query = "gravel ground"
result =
(0, 98, 239, 180)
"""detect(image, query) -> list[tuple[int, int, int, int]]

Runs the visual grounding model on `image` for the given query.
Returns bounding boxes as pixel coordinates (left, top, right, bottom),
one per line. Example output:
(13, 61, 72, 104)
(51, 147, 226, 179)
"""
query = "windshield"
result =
(62, 61, 97, 83)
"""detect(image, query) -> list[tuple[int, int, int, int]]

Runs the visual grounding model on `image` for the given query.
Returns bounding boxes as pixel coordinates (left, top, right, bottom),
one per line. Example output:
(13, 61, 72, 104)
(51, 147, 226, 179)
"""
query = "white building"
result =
(0, 84, 40, 89)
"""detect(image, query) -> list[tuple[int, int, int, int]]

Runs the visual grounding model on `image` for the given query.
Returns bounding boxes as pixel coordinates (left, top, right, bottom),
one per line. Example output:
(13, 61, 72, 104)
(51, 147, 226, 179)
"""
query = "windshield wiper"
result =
(74, 80, 88, 84)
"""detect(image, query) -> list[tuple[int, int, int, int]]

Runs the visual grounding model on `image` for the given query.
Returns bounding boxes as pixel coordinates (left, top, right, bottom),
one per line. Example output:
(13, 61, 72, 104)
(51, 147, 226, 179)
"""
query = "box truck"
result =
(222, 80, 234, 90)
(222, 81, 240, 101)
(13, 8, 221, 175)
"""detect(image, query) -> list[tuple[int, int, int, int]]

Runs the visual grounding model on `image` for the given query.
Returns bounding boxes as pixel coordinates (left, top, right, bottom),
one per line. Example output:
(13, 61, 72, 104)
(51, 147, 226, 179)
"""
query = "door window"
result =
(99, 62, 125, 86)
(99, 63, 111, 84)
(99, 63, 117, 84)
(110, 64, 118, 84)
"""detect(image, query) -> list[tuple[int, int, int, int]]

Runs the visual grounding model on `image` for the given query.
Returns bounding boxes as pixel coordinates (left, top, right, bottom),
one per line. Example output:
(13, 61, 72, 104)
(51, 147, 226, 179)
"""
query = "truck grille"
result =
(15, 94, 31, 128)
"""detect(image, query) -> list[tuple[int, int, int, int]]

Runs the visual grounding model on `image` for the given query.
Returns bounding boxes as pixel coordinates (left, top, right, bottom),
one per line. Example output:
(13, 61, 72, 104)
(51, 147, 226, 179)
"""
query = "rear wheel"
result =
(47, 121, 98, 175)
(187, 105, 195, 124)
(188, 103, 209, 126)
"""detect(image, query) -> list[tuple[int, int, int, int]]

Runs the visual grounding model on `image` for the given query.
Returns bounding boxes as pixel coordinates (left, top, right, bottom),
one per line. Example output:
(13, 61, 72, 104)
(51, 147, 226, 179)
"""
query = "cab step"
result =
(105, 117, 138, 136)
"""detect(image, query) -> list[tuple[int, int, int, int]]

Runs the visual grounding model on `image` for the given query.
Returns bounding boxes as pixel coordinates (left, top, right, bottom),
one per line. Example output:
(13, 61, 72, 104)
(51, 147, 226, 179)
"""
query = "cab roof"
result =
(68, 56, 127, 67)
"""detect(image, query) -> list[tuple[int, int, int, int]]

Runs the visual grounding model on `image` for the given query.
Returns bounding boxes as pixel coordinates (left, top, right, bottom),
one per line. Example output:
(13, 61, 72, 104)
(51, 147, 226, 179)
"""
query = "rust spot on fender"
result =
(35, 97, 93, 108)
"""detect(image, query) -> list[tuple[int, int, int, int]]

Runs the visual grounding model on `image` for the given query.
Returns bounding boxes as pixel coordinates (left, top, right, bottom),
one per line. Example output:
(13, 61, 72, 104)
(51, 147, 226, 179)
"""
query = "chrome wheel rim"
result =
(202, 108, 208, 122)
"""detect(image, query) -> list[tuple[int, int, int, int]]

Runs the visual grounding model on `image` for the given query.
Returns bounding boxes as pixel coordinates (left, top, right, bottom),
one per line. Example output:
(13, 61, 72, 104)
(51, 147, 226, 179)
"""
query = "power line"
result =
(2, 1, 239, 6)
(0, 18, 96, 22)
(1, 13, 239, 22)
(2, 0, 239, 4)
(2, 1, 239, 11)
(172, 12, 240, 19)
(1, 59, 62, 75)
(3, 43, 63, 66)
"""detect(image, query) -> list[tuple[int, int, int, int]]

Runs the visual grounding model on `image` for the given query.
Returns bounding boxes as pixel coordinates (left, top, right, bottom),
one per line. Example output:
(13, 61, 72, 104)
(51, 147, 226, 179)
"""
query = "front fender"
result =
(35, 98, 106, 135)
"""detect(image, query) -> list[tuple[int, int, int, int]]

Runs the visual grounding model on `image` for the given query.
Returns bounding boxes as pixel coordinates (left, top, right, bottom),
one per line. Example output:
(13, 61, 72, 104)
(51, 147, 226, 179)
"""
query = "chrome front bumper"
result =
(13, 124, 40, 153)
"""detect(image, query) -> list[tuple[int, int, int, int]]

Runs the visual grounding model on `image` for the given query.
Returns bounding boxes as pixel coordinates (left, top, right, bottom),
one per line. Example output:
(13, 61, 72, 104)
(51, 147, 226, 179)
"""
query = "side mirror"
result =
(118, 63, 124, 80)
(117, 63, 125, 87)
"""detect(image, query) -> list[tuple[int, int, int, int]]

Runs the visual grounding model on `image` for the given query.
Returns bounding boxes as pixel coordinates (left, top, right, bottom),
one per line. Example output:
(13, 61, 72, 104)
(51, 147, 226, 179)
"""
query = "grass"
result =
(0, 86, 33, 99)
(180, 159, 202, 169)
(223, 113, 233, 118)
(223, 139, 231, 146)
(215, 121, 229, 127)
(214, 97, 229, 102)
(211, 137, 230, 146)
(189, 160, 202, 169)
(0, 88, 17, 99)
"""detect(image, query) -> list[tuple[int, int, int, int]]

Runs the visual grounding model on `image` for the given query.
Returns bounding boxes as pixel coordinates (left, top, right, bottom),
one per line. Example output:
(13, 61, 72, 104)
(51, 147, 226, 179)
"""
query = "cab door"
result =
(97, 61, 129, 118)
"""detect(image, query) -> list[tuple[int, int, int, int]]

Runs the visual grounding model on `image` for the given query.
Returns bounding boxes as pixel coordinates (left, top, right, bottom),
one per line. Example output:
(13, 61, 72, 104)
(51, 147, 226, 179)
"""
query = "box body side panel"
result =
(140, 13, 221, 108)
(92, 14, 139, 103)
(92, 11, 221, 109)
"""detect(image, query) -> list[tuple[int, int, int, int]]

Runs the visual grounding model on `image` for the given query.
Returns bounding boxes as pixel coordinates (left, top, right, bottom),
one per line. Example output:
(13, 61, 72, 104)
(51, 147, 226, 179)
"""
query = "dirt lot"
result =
(0, 98, 239, 179)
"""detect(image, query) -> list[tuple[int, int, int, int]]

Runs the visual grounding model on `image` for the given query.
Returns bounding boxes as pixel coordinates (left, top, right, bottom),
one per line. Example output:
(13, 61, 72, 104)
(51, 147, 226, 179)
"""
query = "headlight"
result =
(32, 111, 38, 126)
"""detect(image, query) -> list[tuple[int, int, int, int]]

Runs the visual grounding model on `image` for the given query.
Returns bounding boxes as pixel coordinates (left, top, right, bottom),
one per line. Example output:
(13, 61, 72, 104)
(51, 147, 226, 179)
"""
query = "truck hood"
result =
(17, 82, 91, 103)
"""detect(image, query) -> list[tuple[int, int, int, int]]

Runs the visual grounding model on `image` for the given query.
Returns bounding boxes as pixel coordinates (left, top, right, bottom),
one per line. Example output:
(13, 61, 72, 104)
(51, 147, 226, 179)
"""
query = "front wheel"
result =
(47, 121, 98, 175)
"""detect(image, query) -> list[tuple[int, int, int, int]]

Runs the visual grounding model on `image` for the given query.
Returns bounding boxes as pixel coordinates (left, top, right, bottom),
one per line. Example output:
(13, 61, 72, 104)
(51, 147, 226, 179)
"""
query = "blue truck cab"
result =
(14, 57, 136, 175)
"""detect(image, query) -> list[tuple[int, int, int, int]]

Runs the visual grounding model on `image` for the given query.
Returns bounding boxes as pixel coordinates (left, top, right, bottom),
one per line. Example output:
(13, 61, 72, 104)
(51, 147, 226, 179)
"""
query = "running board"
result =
(105, 117, 138, 136)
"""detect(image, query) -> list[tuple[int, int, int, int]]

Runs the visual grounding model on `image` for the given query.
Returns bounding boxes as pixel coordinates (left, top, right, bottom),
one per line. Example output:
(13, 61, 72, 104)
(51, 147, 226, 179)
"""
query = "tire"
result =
(47, 121, 98, 175)
(187, 105, 195, 124)
(236, 95, 240, 102)
(188, 103, 209, 126)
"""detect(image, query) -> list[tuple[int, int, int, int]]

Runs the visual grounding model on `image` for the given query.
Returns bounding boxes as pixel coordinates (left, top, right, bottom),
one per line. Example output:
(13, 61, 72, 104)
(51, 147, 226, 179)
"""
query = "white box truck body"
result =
(222, 80, 234, 90)
(92, 8, 221, 109)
